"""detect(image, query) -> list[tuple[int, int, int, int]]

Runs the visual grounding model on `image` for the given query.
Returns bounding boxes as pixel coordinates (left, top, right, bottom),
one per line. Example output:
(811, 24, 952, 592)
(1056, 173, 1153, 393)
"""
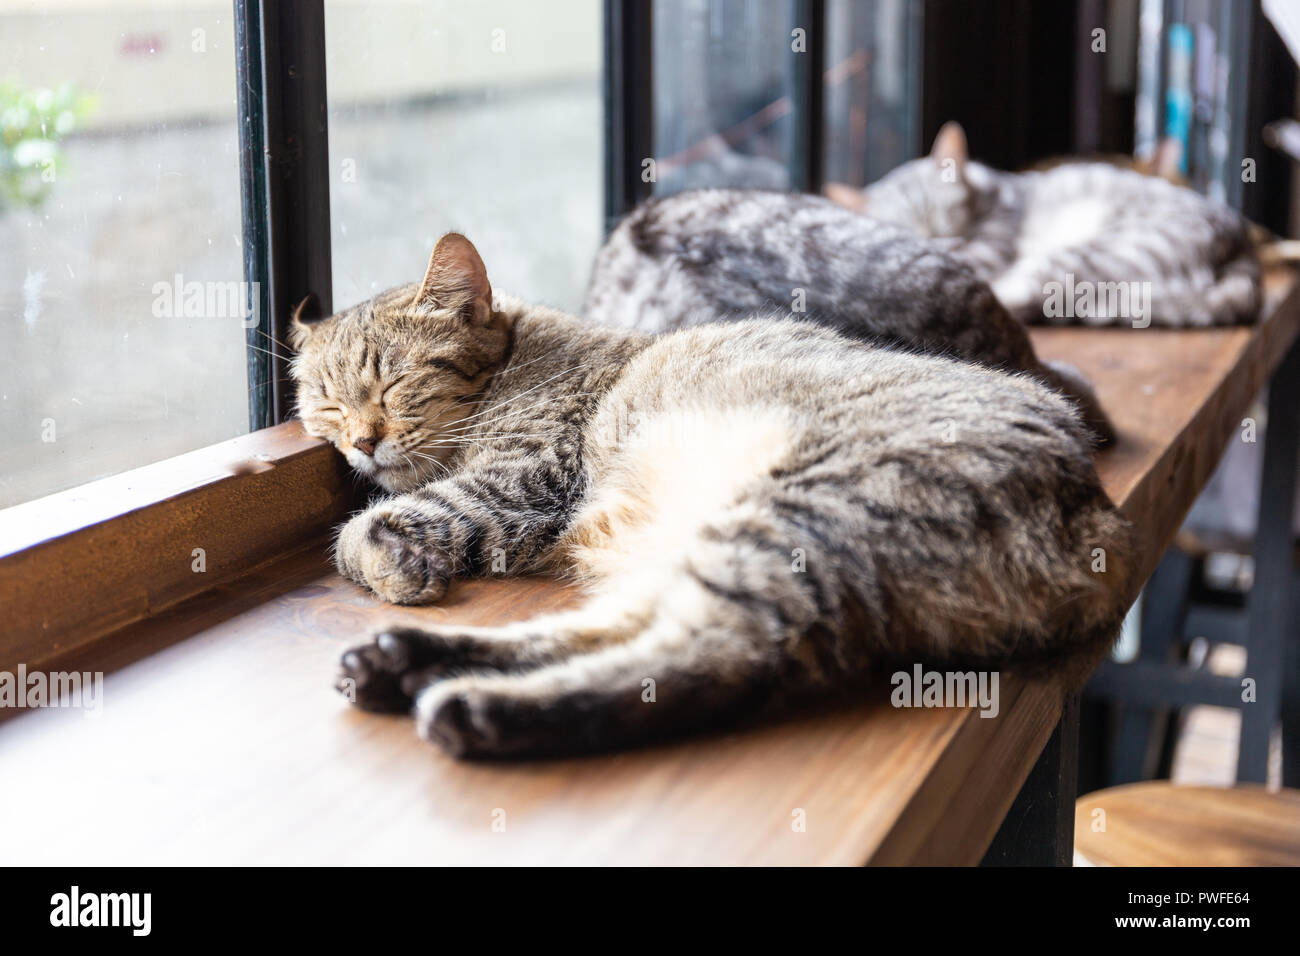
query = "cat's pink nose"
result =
(355, 436, 378, 457)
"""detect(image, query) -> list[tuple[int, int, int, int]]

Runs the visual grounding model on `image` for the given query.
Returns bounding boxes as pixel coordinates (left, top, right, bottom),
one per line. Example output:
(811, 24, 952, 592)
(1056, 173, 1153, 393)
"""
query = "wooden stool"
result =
(1075, 783, 1300, 866)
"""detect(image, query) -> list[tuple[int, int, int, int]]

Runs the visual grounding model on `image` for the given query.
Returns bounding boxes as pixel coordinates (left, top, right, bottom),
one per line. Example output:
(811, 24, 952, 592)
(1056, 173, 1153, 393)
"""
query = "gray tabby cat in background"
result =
(584, 187, 1115, 444)
(825, 123, 1260, 327)
(294, 234, 1134, 758)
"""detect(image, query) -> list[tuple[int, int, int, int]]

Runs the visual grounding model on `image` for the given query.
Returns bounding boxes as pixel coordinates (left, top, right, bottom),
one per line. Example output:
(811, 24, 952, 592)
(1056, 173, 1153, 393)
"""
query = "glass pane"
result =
(823, 0, 922, 186)
(0, 4, 249, 509)
(653, 0, 793, 194)
(325, 0, 602, 313)
(651, 0, 921, 194)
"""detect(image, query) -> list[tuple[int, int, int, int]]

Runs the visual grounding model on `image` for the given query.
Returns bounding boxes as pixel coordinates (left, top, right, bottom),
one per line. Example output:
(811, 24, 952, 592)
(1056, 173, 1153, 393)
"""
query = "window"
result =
(324, 0, 603, 314)
(0, 1, 922, 513)
(653, 0, 795, 193)
(646, 0, 920, 197)
(17, 0, 1280, 522)
(0, 4, 249, 509)
(823, 0, 921, 187)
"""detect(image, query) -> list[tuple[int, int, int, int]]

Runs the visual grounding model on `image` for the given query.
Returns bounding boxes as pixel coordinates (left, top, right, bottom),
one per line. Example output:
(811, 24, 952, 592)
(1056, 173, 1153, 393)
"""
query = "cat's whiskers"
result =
(488, 351, 557, 379)
(401, 447, 454, 479)
(441, 391, 599, 438)
(430, 434, 537, 446)
(247, 374, 295, 395)
(245, 343, 283, 360)
(252, 326, 295, 354)
(437, 364, 591, 432)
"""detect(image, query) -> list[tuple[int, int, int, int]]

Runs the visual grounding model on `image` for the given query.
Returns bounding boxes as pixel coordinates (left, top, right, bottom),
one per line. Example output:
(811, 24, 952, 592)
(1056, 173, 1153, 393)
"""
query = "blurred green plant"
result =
(0, 79, 98, 210)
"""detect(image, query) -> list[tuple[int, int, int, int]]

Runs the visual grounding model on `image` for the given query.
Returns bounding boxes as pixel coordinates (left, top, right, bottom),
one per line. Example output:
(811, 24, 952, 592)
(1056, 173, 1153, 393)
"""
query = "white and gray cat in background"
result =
(826, 122, 1261, 327)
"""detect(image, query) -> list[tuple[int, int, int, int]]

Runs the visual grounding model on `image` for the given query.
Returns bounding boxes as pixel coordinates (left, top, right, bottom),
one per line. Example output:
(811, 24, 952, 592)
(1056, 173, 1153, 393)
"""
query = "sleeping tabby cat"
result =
(825, 122, 1261, 327)
(294, 233, 1134, 758)
(584, 187, 1115, 444)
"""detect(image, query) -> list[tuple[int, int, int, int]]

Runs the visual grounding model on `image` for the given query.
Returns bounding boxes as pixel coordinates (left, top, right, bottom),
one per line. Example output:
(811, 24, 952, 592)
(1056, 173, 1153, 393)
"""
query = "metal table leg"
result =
(981, 694, 1080, 866)
(1239, 336, 1300, 783)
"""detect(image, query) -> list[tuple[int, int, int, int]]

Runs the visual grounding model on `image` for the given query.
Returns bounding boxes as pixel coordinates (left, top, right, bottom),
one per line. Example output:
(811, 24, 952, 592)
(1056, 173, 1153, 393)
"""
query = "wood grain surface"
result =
(1075, 784, 1300, 866)
(1, 274, 1296, 865)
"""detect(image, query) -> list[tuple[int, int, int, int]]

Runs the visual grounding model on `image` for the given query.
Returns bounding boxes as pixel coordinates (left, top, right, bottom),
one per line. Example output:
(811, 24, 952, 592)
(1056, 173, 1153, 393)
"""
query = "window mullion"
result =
(236, 0, 333, 428)
(603, 0, 655, 234)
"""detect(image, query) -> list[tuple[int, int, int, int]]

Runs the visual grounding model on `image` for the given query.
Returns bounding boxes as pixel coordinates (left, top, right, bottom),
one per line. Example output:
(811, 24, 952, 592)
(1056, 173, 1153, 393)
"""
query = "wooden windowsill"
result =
(0, 422, 357, 671)
(1, 270, 1297, 864)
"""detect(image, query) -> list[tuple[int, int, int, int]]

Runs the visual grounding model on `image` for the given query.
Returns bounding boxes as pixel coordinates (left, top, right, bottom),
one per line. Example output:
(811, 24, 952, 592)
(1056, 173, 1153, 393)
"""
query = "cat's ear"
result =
(411, 232, 494, 324)
(930, 121, 968, 179)
(822, 182, 869, 213)
(288, 293, 325, 349)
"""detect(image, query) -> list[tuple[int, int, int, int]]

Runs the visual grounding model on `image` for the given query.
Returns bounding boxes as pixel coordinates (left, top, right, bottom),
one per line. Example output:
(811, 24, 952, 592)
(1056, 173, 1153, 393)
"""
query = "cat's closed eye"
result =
(403, 389, 460, 408)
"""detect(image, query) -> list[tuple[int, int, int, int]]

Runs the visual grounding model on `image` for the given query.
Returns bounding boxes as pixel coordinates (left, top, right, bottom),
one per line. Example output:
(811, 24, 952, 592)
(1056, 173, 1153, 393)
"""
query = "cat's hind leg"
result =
(411, 597, 791, 759)
(409, 524, 834, 758)
(338, 586, 664, 712)
(345, 406, 837, 755)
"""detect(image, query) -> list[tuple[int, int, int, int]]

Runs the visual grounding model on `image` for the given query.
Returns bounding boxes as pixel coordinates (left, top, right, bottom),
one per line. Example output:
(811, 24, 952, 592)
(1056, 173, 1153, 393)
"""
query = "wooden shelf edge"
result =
(0, 422, 358, 671)
(1115, 276, 1300, 601)
(863, 678, 1065, 864)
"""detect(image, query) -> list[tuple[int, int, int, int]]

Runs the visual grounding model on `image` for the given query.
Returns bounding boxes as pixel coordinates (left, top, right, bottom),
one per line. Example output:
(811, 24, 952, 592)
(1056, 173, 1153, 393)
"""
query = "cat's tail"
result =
(1036, 360, 1117, 448)
(1135, 224, 1260, 326)
(1197, 242, 1262, 326)
(1016, 248, 1261, 328)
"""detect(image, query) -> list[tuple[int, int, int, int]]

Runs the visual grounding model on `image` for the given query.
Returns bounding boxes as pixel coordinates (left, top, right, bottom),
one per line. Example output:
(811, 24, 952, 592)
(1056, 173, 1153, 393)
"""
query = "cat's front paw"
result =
(337, 629, 448, 712)
(336, 507, 451, 605)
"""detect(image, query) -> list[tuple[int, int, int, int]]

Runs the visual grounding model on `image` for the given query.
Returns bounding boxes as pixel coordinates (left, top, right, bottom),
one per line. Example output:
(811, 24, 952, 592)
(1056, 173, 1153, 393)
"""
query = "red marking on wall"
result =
(120, 33, 166, 57)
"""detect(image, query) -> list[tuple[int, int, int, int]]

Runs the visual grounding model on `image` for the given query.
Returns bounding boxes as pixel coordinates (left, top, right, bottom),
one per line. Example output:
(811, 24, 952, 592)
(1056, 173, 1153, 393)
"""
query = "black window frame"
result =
(236, 0, 333, 430)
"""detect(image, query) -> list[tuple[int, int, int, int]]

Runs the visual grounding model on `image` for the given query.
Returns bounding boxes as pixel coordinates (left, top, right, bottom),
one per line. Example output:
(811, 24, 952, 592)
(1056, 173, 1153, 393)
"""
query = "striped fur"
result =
(294, 234, 1135, 759)
(584, 187, 1114, 444)
(830, 122, 1261, 327)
